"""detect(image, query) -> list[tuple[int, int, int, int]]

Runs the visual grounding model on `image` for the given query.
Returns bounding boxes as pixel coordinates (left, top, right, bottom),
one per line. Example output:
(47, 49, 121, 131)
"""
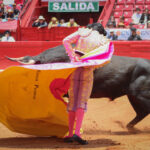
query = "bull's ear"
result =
(131, 60, 150, 82)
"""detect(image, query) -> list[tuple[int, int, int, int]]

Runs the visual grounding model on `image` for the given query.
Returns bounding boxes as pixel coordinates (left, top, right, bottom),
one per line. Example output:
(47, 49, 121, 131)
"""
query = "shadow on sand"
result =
(85, 128, 150, 136)
(0, 136, 120, 149)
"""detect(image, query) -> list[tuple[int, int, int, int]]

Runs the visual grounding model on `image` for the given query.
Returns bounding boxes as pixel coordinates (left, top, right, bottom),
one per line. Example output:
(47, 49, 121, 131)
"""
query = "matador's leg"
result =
(75, 67, 94, 137)
(67, 68, 82, 138)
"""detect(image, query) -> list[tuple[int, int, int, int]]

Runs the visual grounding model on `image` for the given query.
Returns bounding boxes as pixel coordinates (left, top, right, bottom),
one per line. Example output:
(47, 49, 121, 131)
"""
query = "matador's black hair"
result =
(87, 23, 107, 36)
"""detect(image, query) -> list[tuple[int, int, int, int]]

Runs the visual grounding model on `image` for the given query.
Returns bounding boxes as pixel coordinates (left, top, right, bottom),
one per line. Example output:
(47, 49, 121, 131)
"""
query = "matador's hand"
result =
(71, 55, 81, 62)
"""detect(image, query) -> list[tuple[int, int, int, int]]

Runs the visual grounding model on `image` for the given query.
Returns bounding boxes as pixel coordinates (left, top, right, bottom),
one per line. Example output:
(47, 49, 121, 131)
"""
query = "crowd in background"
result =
(106, 6, 150, 41)
(32, 16, 79, 29)
(107, 8, 150, 29)
(0, 0, 148, 42)
(0, 0, 22, 22)
(107, 27, 142, 41)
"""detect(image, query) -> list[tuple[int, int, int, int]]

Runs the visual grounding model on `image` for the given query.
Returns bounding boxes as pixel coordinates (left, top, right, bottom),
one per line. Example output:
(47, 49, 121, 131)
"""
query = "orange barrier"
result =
(0, 41, 149, 69)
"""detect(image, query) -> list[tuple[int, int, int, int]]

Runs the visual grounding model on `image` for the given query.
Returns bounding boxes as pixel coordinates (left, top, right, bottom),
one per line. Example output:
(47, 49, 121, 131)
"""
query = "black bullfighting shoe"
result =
(64, 136, 74, 143)
(72, 134, 88, 145)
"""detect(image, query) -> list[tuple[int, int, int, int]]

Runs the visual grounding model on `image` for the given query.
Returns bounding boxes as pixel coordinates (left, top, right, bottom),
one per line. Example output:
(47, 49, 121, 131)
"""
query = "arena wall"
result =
(0, 41, 149, 69)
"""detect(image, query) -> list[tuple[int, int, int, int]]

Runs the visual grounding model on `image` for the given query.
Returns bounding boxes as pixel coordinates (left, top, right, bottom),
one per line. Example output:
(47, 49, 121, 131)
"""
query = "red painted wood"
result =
(0, 41, 149, 69)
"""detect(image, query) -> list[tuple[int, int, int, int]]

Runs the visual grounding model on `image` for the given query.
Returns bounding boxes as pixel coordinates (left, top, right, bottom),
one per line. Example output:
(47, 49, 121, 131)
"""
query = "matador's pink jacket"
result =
(63, 28, 111, 62)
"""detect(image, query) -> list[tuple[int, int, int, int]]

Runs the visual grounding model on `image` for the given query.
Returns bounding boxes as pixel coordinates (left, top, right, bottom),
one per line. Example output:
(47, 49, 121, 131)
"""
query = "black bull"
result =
(41, 45, 150, 129)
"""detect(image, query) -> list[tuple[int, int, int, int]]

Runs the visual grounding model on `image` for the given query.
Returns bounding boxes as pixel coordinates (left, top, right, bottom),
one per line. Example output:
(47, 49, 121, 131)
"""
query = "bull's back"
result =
(91, 56, 145, 99)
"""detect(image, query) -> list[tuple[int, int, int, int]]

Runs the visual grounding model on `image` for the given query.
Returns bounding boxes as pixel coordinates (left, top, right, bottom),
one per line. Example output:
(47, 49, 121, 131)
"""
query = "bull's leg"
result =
(126, 113, 148, 129)
(127, 95, 149, 129)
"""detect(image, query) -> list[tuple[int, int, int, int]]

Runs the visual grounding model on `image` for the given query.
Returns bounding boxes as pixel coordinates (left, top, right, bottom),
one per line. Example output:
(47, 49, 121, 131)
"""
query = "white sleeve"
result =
(10, 37, 15, 42)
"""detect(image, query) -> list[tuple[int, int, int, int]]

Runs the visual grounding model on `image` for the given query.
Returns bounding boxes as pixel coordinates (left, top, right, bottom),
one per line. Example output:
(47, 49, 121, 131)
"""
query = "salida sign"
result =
(48, 1, 99, 12)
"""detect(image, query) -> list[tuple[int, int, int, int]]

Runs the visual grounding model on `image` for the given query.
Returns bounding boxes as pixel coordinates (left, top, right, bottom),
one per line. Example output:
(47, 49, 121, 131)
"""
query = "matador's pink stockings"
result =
(68, 108, 84, 137)
(68, 111, 75, 137)
(75, 108, 84, 137)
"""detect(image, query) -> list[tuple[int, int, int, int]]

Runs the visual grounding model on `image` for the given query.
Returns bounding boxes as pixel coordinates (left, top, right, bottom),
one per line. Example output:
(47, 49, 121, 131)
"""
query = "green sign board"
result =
(48, 1, 99, 12)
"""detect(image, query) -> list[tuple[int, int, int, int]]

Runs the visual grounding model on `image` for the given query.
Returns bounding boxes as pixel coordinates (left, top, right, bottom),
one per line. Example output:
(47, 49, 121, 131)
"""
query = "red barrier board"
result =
(0, 41, 149, 69)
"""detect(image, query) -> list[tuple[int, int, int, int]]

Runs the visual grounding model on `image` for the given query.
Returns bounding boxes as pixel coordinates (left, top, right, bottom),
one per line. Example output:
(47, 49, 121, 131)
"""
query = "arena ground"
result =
(0, 96, 150, 150)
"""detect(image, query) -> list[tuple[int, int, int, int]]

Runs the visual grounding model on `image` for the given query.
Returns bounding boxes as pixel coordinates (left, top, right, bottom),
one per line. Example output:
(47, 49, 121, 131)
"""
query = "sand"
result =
(0, 96, 150, 150)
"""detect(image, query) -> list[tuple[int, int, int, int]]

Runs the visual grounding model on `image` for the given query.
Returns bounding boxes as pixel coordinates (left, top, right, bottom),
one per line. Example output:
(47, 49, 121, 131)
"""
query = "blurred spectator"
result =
(48, 17, 58, 29)
(0, 9, 5, 21)
(128, 27, 142, 41)
(107, 30, 118, 40)
(139, 8, 150, 25)
(132, 8, 142, 25)
(117, 16, 128, 28)
(147, 20, 150, 28)
(107, 16, 116, 28)
(0, 3, 5, 13)
(107, 22, 114, 28)
(12, 3, 20, 17)
(32, 16, 47, 29)
(66, 18, 79, 27)
(58, 19, 67, 27)
(127, 22, 134, 29)
(6, 9, 15, 20)
(3, 0, 14, 5)
(1, 30, 15, 42)
(0, 33, 3, 41)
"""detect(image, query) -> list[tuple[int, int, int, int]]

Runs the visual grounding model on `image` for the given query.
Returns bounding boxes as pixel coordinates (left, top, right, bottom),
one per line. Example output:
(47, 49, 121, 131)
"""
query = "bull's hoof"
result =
(126, 124, 134, 130)
(127, 125, 140, 134)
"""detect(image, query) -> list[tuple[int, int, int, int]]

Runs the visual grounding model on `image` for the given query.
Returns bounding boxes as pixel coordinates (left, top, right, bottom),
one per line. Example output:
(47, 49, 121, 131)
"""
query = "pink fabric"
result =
(24, 42, 114, 109)
(81, 42, 114, 62)
(63, 31, 80, 61)
(75, 108, 84, 137)
(68, 111, 75, 137)
(68, 67, 93, 112)
(63, 28, 106, 61)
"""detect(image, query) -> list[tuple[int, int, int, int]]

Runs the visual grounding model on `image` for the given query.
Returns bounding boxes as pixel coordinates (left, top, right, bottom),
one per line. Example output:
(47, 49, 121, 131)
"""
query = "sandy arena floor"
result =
(0, 96, 150, 150)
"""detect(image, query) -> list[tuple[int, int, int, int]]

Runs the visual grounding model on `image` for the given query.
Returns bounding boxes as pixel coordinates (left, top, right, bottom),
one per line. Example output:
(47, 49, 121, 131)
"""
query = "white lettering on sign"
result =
(53, 3, 59, 10)
(80, 3, 87, 10)
(49, 1, 98, 12)
(75, 2, 79, 10)
(87, 2, 95, 11)
(68, 2, 75, 11)
(60, 3, 68, 11)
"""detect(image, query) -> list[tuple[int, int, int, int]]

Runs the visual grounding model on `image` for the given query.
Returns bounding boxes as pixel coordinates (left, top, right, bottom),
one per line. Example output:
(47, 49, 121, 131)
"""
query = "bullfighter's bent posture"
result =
(63, 23, 111, 145)
(6, 23, 113, 144)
